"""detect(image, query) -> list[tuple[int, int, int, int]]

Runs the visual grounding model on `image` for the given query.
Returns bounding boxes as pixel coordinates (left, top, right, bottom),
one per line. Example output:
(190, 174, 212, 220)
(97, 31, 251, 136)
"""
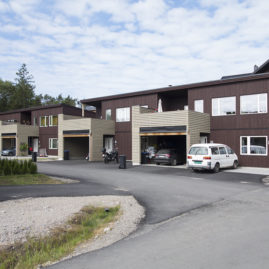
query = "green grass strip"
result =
(0, 174, 64, 185)
(0, 206, 120, 269)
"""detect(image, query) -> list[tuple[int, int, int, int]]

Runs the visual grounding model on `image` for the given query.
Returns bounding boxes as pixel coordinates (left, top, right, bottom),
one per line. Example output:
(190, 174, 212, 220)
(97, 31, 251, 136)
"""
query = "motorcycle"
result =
(102, 148, 119, 164)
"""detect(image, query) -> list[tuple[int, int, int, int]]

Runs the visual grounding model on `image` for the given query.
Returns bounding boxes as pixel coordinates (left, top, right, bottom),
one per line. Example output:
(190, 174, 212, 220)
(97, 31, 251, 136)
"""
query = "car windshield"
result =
(189, 147, 208, 155)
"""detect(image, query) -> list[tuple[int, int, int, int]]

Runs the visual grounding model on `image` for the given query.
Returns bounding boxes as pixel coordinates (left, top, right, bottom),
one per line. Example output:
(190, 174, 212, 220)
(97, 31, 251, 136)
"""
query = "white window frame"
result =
(49, 115, 58, 127)
(240, 93, 268, 115)
(116, 107, 130, 122)
(240, 136, 267, 156)
(40, 116, 48, 127)
(105, 109, 112, 120)
(194, 99, 204, 113)
(212, 96, 236, 116)
(49, 138, 58, 149)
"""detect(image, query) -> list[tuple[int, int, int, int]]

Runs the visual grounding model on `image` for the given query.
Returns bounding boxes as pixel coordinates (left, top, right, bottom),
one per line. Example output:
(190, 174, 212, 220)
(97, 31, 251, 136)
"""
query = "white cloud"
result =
(0, 0, 268, 100)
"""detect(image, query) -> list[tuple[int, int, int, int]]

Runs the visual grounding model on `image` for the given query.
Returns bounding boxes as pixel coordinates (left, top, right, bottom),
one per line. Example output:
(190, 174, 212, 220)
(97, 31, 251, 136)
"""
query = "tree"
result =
(0, 79, 16, 112)
(14, 63, 35, 109)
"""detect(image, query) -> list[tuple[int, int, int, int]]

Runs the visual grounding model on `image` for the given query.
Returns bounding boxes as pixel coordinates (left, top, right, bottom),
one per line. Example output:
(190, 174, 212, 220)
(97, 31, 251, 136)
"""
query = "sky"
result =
(0, 0, 268, 101)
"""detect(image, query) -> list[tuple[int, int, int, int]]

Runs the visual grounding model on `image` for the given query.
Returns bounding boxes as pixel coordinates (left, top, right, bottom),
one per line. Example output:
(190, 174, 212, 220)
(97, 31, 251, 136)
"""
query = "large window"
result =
(40, 116, 48, 127)
(212, 97, 236, 116)
(49, 138, 58, 149)
(240, 93, 267, 114)
(194, 100, 204, 113)
(49, 115, 58, 126)
(116, 107, 130, 122)
(105, 109, 112, 120)
(241, 136, 267, 155)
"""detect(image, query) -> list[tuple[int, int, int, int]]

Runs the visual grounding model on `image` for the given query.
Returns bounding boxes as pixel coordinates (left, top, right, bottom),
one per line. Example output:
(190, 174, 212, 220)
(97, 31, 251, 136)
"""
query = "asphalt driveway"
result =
(1, 161, 268, 268)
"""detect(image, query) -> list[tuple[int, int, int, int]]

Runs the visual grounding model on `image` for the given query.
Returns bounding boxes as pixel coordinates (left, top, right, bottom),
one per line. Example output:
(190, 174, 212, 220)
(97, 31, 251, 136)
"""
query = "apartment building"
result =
(0, 104, 114, 161)
(80, 59, 269, 167)
(1, 60, 269, 167)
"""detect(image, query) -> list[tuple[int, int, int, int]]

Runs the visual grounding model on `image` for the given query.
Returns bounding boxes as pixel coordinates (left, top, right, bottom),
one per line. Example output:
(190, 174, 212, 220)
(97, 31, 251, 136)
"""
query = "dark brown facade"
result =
(188, 77, 269, 167)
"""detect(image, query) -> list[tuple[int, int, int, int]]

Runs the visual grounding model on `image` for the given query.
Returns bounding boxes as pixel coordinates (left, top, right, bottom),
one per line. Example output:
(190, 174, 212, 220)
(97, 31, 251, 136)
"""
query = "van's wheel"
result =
(156, 162, 160, 165)
(233, 160, 238, 169)
(213, 163, 220, 173)
(172, 159, 177, 166)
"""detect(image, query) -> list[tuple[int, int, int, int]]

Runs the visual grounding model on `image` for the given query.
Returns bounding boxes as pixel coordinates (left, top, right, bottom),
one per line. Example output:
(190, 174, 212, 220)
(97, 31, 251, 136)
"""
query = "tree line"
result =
(0, 64, 78, 112)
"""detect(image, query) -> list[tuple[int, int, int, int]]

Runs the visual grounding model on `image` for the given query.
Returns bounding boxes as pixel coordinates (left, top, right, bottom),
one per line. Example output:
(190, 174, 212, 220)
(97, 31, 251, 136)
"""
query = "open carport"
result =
(63, 131, 89, 160)
(140, 126, 187, 165)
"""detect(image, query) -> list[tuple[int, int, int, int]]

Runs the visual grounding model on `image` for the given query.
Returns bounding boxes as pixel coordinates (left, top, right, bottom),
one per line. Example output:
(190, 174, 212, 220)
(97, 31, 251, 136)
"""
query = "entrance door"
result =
(105, 137, 113, 153)
(33, 138, 39, 152)
(200, 136, 207, 144)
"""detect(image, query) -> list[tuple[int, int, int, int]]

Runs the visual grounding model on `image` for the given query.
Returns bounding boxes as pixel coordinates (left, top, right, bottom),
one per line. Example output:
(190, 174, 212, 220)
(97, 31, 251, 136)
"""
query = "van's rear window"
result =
(189, 147, 208, 155)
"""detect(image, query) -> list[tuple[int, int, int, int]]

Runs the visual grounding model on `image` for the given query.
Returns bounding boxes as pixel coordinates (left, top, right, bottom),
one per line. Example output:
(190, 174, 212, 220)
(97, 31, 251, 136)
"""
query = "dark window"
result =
(219, 147, 227, 155)
(226, 147, 234, 154)
(210, 147, 219, 155)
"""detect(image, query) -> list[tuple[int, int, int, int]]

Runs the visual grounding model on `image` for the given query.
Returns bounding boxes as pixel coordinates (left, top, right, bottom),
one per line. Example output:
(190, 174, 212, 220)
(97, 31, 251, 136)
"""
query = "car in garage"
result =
(1, 147, 16, 156)
(187, 143, 238, 173)
(155, 148, 183, 166)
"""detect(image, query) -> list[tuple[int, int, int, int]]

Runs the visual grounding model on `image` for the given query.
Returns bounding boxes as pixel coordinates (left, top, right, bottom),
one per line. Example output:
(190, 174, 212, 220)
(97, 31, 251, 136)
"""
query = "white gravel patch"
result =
(0, 196, 145, 258)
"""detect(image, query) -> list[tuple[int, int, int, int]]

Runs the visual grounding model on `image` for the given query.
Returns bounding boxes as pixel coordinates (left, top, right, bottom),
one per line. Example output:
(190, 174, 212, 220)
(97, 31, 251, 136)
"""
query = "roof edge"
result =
(81, 72, 269, 104)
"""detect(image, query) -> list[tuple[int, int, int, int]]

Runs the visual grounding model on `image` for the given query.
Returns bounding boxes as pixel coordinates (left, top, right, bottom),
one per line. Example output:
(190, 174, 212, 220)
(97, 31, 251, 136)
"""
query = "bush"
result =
(30, 162, 37, 174)
(0, 159, 38, 176)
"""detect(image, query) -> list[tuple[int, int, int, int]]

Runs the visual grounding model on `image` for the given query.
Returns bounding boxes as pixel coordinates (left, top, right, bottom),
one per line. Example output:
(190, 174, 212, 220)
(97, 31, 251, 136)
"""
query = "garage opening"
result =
(2, 133, 16, 153)
(64, 137, 89, 160)
(140, 125, 187, 166)
(63, 130, 90, 160)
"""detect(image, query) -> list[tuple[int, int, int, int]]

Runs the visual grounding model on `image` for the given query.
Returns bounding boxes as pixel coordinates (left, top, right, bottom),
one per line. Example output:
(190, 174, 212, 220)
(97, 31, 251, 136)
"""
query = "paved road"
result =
(2, 161, 269, 268)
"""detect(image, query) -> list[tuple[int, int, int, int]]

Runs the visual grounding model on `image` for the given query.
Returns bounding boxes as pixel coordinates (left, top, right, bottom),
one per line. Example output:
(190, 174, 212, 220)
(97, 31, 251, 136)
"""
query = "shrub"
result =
(3, 160, 12, 175)
(23, 160, 29, 174)
(30, 162, 37, 174)
(20, 143, 28, 156)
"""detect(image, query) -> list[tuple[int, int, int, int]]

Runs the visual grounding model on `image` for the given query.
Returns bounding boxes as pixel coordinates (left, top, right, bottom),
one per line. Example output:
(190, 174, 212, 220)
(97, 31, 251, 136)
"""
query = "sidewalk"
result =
(225, 166, 269, 176)
(142, 163, 269, 176)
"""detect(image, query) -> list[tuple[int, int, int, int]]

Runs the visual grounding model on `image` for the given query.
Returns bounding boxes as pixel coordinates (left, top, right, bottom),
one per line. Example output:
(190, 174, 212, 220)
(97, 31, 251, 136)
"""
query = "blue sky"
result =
(0, 0, 268, 100)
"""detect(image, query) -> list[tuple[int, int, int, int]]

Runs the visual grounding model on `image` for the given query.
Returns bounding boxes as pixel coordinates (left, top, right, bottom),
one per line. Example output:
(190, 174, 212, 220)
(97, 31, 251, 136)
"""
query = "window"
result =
(33, 117, 37, 126)
(212, 97, 236, 116)
(40, 116, 48, 127)
(105, 109, 112, 120)
(226, 147, 234, 154)
(219, 147, 227, 155)
(240, 136, 267, 155)
(49, 115, 58, 126)
(210, 147, 219, 155)
(49, 138, 58, 149)
(194, 100, 204, 113)
(116, 107, 130, 122)
(240, 93, 267, 114)
(189, 147, 208, 155)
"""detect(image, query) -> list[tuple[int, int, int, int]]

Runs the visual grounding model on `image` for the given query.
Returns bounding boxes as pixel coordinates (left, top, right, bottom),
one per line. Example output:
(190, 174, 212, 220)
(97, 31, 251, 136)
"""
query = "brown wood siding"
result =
(188, 77, 269, 167)
(102, 94, 158, 159)
(0, 112, 21, 122)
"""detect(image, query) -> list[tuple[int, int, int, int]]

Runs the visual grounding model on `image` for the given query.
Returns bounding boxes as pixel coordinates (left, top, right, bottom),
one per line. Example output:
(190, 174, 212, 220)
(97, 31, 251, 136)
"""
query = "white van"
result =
(187, 143, 238, 173)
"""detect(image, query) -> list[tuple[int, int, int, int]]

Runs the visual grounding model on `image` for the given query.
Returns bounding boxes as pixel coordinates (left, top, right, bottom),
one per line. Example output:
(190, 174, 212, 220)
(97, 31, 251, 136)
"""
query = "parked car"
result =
(1, 147, 16, 156)
(155, 149, 183, 166)
(187, 143, 238, 173)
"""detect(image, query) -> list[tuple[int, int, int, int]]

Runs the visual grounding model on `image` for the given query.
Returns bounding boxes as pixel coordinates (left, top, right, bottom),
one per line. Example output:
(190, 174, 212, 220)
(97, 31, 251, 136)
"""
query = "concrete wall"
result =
(132, 106, 210, 165)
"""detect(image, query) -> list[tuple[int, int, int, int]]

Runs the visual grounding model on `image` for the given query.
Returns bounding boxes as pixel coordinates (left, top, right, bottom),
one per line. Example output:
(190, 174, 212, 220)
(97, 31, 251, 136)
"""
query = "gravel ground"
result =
(0, 196, 145, 261)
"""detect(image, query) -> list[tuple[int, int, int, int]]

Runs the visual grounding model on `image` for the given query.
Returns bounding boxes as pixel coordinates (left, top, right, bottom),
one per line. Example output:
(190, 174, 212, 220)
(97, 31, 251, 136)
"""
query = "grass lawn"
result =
(0, 206, 120, 269)
(0, 174, 64, 185)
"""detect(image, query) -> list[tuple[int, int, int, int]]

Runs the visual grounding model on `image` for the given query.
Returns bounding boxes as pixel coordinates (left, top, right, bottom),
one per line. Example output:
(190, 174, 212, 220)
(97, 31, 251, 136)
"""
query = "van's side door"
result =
(218, 146, 229, 167)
